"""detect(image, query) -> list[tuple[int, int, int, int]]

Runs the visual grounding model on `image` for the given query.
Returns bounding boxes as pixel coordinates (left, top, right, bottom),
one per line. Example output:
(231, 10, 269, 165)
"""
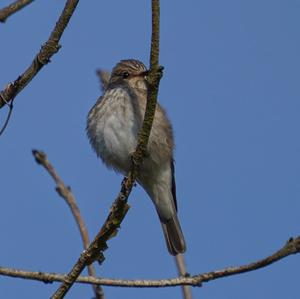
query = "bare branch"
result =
(32, 150, 90, 251)
(0, 0, 34, 23)
(0, 0, 79, 110)
(1, 236, 299, 288)
(0, 93, 14, 136)
(50, 1, 162, 298)
(197, 236, 300, 283)
(32, 150, 104, 299)
(175, 254, 193, 299)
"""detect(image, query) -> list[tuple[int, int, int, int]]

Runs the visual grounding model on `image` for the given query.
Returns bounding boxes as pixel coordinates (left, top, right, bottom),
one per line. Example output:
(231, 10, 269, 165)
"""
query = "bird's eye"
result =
(122, 71, 130, 78)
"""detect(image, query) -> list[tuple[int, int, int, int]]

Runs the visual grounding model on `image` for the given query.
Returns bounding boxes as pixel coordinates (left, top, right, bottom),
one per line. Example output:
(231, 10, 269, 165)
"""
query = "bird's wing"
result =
(171, 158, 178, 211)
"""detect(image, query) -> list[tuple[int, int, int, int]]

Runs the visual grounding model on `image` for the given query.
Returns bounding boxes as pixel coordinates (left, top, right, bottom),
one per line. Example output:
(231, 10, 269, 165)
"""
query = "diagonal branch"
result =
(0, 94, 14, 136)
(32, 150, 104, 299)
(0, 0, 80, 110)
(1, 236, 299, 287)
(197, 236, 300, 283)
(50, 1, 162, 298)
(0, 0, 34, 23)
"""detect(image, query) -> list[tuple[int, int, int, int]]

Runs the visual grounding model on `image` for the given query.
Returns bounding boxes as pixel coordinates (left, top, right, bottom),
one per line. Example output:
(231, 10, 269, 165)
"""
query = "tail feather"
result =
(161, 214, 186, 256)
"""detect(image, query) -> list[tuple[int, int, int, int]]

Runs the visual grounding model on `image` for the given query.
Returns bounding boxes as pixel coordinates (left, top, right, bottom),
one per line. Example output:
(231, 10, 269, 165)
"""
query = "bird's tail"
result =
(161, 213, 186, 256)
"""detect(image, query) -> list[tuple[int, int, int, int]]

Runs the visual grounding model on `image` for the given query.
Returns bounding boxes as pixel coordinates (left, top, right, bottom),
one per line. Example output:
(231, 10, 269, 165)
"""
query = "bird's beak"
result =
(140, 70, 149, 77)
(140, 67, 164, 78)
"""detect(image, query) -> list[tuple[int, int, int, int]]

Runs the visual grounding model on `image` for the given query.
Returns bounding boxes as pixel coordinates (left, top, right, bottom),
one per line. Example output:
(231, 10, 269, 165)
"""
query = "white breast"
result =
(87, 88, 141, 173)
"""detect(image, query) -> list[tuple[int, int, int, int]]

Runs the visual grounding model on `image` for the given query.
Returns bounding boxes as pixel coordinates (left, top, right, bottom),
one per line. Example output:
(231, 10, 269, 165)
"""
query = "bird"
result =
(87, 59, 186, 255)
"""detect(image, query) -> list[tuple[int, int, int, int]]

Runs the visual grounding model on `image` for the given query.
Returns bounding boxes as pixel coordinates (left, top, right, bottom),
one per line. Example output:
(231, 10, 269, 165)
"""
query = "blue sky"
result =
(1, 1, 300, 298)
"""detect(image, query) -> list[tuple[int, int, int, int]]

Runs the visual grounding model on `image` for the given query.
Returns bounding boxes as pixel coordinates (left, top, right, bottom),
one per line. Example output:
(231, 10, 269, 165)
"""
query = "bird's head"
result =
(109, 59, 149, 90)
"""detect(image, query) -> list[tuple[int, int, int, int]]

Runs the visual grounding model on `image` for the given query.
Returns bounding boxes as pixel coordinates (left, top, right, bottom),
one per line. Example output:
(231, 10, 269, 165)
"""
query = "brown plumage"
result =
(87, 59, 186, 255)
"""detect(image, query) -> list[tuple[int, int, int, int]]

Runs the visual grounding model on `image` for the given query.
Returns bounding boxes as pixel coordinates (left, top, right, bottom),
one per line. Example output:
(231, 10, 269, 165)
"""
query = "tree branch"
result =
(0, 0, 34, 23)
(1, 236, 299, 287)
(32, 150, 104, 299)
(0, 94, 14, 136)
(50, 1, 162, 298)
(0, 0, 79, 110)
(175, 254, 193, 299)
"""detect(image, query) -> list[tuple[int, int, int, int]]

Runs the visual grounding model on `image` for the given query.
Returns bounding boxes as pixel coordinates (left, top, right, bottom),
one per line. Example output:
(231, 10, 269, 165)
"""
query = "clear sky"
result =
(1, 1, 300, 298)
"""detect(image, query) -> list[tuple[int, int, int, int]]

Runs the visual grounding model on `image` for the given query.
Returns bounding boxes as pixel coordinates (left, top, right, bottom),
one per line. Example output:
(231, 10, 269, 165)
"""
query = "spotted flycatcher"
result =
(87, 59, 186, 255)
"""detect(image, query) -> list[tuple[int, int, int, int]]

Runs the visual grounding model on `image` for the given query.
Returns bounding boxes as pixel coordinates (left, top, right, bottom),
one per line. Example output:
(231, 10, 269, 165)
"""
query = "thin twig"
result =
(0, 0, 34, 23)
(1, 236, 299, 287)
(50, 1, 162, 298)
(0, 94, 14, 136)
(0, 0, 80, 111)
(32, 150, 104, 299)
(175, 254, 193, 299)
